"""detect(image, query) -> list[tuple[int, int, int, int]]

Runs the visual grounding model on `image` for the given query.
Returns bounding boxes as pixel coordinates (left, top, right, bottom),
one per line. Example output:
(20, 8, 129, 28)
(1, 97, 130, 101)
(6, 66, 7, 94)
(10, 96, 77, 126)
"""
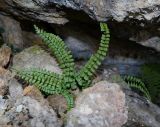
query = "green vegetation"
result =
(122, 75, 151, 100)
(122, 64, 160, 103)
(141, 64, 160, 103)
(13, 23, 110, 110)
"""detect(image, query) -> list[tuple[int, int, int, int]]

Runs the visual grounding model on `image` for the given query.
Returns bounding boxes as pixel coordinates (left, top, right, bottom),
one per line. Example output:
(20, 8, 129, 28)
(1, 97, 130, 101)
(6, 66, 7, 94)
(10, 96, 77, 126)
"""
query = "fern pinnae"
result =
(34, 25, 77, 89)
(122, 75, 151, 100)
(13, 23, 110, 110)
(76, 23, 110, 87)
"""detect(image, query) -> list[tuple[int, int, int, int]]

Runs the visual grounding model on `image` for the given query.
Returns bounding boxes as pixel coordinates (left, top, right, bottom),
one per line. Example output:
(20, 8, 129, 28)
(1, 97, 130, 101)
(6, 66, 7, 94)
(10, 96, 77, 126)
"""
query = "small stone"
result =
(0, 67, 8, 76)
(47, 95, 67, 116)
(0, 96, 8, 116)
(66, 81, 128, 127)
(16, 105, 23, 113)
(0, 78, 8, 96)
(23, 85, 44, 102)
(0, 45, 11, 67)
(8, 78, 23, 99)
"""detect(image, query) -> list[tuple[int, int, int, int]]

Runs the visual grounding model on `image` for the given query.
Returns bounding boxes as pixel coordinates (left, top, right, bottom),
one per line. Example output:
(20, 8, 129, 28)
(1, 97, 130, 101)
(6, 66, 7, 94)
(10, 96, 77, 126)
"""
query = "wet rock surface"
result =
(66, 81, 128, 127)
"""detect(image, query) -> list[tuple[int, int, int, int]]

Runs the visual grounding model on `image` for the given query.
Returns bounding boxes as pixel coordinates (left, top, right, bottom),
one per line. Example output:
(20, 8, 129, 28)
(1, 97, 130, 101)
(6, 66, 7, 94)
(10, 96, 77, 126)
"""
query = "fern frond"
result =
(122, 75, 151, 100)
(141, 64, 160, 102)
(34, 25, 77, 89)
(76, 23, 110, 87)
(61, 91, 74, 110)
(13, 23, 111, 110)
(13, 68, 63, 94)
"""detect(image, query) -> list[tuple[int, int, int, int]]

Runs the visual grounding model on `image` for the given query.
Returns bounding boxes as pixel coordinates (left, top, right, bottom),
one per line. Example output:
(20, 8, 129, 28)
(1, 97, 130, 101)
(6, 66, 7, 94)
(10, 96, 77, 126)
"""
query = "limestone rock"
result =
(66, 81, 128, 127)
(8, 78, 23, 100)
(0, 0, 68, 24)
(102, 69, 160, 127)
(4, 96, 62, 127)
(1, 0, 160, 23)
(12, 45, 62, 74)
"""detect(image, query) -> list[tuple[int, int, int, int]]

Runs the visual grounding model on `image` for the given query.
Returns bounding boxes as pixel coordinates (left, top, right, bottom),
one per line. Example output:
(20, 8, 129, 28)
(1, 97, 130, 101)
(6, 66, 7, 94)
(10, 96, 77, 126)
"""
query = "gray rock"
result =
(54, 24, 96, 60)
(4, 96, 62, 127)
(0, 15, 24, 50)
(0, 0, 68, 24)
(66, 81, 128, 127)
(0, 78, 8, 96)
(125, 93, 160, 127)
(12, 45, 62, 74)
(8, 78, 23, 100)
(136, 36, 160, 52)
(1, 0, 160, 23)
(0, 67, 23, 99)
(51, 0, 160, 22)
(0, 96, 8, 116)
(102, 69, 160, 127)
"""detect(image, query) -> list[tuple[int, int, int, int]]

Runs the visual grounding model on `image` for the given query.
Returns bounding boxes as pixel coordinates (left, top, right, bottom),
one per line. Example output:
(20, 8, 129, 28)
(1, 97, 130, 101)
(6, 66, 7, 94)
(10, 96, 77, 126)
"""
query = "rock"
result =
(0, 0, 68, 24)
(0, 78, 8, 96)
(102, 69, 160, 127)
(54, 23, 96, 60)
(4, 96, 62, 127)
(66, 81, 128, 127)
(12, 45, 62, 74)
(136, 36, 160, 52)
(125, 94, 160, 127)
(23, 85, 44, 102)
(1, 0, 160, 24)
(8, 78, 23, 100)
(0, 96, 8, 116)
(22, 31, 44, 48)
(0, 66, 23, 98)
(0, 67, 10, 96)
(0, 15, 24, 50)
(0, 45, 11, 67)
(50, 0, 160, 22)
(47, 95, 67, 117)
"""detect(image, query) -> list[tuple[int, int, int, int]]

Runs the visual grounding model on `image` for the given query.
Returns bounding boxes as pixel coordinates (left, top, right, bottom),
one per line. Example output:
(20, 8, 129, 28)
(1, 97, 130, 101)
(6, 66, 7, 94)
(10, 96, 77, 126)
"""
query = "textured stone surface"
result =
(0, 15, 24, 50)
(8, 78, 23, 100)
(0, 67, 22, 98)
(54, 23, 96, 60)
(0, 45, 11, 67)
(66, 81, 128, 127)
(1, 96, 62, 127)
(136, 36, 160, 52)
(0, 67, 10, 96)
(12, 45, 62, 74)
(0, 0, 160, 23)
(102, 69, 160, 127)
(0, 0, 68, 24)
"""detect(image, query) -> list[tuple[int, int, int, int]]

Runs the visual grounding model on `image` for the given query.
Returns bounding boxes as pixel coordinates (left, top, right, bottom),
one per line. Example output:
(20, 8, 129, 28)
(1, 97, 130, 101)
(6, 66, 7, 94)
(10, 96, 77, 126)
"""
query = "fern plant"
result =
(141, 64, 160, 103)
(13, 23, 110, 110)
(122, 75, 151, 100)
